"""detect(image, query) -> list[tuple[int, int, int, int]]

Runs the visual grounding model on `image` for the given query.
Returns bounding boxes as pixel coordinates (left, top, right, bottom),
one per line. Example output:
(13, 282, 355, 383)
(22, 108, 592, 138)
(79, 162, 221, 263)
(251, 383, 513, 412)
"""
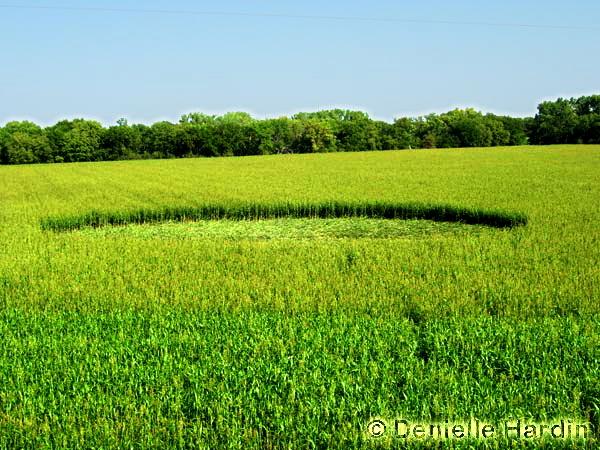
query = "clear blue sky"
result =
(1, 0, 599, 125)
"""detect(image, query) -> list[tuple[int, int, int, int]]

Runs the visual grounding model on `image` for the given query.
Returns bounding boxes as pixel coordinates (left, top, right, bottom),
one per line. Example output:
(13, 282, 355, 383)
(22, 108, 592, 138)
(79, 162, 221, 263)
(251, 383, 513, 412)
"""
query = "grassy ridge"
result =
(40, 201, 528, 232)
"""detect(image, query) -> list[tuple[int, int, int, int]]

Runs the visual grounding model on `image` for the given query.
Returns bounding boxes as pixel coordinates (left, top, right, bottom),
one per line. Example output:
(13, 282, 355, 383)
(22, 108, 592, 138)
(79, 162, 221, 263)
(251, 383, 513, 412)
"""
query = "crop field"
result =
(0, 145, 599, 449)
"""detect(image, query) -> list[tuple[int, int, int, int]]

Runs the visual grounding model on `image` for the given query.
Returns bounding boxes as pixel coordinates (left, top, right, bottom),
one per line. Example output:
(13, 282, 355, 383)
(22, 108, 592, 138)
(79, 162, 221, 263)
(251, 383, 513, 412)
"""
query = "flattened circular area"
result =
(74, 218, 485, 240)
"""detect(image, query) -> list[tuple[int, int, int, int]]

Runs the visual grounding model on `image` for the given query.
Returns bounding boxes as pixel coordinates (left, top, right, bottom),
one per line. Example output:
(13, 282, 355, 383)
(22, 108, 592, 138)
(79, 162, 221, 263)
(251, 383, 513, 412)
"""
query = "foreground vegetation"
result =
(0, 145, 599, 448)
(1, 311, 597, 448)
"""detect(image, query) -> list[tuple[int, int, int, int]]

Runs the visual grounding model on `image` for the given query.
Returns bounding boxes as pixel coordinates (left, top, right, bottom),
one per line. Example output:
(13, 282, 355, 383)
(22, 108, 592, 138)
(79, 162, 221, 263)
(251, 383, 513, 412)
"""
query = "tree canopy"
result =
(1, 95, 598, 165)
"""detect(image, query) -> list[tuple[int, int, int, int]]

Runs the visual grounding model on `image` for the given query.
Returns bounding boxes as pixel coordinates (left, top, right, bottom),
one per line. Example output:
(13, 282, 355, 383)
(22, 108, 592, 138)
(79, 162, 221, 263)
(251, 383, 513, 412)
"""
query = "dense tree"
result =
(441, 109, 494, 148)
(577, 114, 600, 144)
(101, 119, 143, 160)
(213, 113, 262, 156)
(293, 110, 381, 151)
(573, 95, 600, 144)
(258, 118, 302, 154)
(0, 121, 52, 164)
(291, 119, 336, 153)
(532, 98, 579, 145)
(573, 95, 600, 116)
(388, 118, 420, 149)
(413, 114, 458, 149)
(1, 95, 598, 165)
(496, 116, 529, 146)
(144, 121, 178, 158)
(483, 115, 511, 146)
(178, 114, 221, 156)
(47, 119, 104, 162)
(337, 117, 381, 152)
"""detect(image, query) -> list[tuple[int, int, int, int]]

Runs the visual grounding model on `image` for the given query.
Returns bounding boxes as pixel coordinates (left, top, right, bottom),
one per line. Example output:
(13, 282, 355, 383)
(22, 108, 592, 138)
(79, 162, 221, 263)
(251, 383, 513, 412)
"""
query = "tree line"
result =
(1, 95, 598, 165)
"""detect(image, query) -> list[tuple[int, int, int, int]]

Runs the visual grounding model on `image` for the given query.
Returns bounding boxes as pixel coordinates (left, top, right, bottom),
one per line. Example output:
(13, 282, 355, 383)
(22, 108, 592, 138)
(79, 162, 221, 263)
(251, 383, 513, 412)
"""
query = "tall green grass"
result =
(0, 145, 599, 449)
(40, 201, 528, 232)
(0, 309, 597, 448)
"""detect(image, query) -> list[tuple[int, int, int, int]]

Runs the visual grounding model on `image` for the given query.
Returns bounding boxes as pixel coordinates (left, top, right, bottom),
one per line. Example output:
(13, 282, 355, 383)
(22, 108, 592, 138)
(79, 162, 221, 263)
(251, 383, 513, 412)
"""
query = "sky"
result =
(0, 0, 599, 125)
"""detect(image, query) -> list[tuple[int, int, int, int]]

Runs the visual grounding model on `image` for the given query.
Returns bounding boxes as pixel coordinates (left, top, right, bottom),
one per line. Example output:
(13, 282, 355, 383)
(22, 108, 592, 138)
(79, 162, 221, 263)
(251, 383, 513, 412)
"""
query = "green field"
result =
(0, 145, 599, 448)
